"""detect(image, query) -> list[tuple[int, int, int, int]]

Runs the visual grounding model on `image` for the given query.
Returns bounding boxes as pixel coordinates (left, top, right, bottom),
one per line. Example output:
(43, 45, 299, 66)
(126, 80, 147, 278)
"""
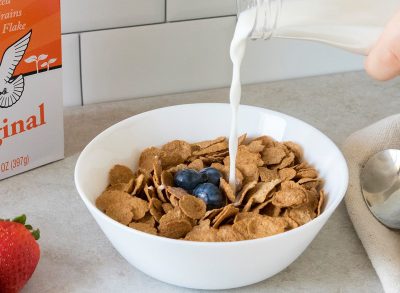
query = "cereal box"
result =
(0, 0, 63, 179)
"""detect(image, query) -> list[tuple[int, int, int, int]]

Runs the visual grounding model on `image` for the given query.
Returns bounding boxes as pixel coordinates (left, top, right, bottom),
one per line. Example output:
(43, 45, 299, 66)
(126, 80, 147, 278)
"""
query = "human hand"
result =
(365, 10, 400, 80)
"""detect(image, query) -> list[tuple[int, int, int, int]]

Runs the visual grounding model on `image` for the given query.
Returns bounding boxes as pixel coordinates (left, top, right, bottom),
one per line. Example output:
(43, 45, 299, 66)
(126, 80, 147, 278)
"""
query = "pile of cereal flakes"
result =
(96, 134, 325, 242)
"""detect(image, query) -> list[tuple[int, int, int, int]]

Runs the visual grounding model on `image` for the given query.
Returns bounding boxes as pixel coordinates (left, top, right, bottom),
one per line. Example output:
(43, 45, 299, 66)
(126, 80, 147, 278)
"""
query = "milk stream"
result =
(228, 8, 256, 193)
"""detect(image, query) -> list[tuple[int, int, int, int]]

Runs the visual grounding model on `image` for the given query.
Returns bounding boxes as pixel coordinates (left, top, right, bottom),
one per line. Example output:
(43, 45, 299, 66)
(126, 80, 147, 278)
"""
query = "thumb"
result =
(365, 10, 400, 81)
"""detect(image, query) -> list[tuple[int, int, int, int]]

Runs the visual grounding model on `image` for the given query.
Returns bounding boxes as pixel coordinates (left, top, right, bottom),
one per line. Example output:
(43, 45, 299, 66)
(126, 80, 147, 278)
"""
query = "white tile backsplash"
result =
(60, 2, 366, 106)
(80, 16, 364, 105)
(62, 34, 82, 107)
(167, 0, 236, 21)
(80, 17, 235, 105)
(61, 0, 165, 34)
(242, 38, 364, 84)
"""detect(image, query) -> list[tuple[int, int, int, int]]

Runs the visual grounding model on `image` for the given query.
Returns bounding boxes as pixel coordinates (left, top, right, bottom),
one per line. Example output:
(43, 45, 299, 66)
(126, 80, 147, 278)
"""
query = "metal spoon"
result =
(361, 149, 400, 229)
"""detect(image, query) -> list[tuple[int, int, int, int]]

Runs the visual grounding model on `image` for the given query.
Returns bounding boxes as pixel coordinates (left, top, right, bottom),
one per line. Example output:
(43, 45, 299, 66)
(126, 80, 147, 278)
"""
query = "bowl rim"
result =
(75, 103, 349, 246)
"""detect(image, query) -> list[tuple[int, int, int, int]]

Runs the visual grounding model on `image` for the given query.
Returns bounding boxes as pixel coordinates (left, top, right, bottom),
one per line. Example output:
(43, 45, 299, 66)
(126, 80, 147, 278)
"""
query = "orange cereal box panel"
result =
(0, 0, 64, 180)
(0, 0, 62, 75)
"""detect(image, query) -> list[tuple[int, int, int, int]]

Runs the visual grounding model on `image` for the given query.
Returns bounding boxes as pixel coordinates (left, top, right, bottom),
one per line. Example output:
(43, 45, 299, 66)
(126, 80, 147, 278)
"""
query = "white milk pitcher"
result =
(238, 0, 400, 54)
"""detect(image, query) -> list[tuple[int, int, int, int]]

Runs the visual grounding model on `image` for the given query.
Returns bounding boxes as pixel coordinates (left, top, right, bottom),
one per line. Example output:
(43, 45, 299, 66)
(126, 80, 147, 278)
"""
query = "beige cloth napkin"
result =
(343, 114, 400, 293)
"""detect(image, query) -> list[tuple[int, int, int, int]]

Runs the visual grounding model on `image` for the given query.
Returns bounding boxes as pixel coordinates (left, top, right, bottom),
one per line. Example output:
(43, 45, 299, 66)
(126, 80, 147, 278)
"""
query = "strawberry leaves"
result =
(31, 229, 40, 240)
(0, 214, 41, 240)
(13, 214, 27, 224)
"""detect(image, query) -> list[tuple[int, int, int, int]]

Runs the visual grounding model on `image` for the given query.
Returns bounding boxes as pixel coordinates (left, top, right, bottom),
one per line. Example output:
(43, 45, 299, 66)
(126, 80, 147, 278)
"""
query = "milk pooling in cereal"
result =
(228, 8, 256, 193)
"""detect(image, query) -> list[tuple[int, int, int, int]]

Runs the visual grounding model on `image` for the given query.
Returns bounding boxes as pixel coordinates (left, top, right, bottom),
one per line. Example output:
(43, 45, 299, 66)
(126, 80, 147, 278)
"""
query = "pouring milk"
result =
(228, 8, 256, 192)
(228, 0, 400, 192)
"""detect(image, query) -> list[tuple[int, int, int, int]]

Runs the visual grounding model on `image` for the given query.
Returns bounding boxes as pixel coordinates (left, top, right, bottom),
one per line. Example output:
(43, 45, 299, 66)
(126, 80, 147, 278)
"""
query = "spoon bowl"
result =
(361, 149, 400, 229)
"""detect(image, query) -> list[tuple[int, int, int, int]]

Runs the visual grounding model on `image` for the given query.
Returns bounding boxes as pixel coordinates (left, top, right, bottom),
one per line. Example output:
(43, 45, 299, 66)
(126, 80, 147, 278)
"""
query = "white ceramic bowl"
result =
(75, 103, 348, 290)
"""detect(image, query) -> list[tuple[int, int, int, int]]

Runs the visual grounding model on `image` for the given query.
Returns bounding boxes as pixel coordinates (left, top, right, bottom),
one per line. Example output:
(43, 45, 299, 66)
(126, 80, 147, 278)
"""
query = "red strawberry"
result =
(0, 215, 40, 293)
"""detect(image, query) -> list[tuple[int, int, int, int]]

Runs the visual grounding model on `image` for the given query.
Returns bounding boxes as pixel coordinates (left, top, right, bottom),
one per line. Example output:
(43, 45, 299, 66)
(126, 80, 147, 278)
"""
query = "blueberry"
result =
(193, 183, 224, 210)
(200, 167, 222, 186)
(174, 169, 207, 192)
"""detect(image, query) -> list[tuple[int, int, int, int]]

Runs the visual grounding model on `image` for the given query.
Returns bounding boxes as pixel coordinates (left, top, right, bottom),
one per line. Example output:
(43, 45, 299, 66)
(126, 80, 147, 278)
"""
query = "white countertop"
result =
(2, 71, 399, 292)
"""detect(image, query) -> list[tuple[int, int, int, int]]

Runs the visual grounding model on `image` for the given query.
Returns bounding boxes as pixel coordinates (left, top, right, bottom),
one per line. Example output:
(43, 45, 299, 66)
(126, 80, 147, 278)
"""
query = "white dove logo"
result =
(0, 30, 31, 109)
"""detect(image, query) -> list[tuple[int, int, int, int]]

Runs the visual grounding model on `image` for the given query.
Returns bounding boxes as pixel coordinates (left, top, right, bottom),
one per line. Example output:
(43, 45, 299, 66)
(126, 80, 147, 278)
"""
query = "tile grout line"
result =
(164, 0, 167, 22)
(61, 15, 236, 36)
(78, 34, 84, 106)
